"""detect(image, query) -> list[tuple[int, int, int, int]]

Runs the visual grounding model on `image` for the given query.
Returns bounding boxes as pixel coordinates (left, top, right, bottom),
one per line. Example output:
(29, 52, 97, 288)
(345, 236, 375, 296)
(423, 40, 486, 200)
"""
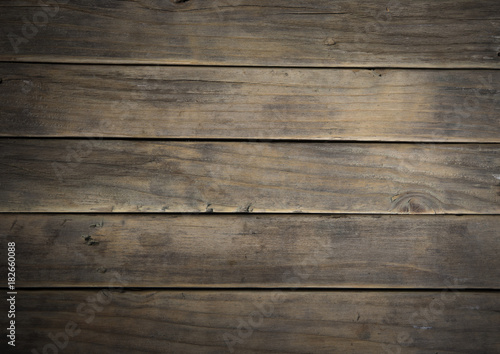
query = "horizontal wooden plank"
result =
(5, 290, 499, 353)
(1, 65, 500, 141)
(1, 0, 500, 67)
(0, 140, 499, 213)
(1, 214, 499, 288)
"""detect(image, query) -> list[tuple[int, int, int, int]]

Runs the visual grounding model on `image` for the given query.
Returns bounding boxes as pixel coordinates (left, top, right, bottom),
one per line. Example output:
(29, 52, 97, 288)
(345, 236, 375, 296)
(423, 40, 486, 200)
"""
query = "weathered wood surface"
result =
(1, 214, 499, 288)
(0, 140, 499, 213)
(1, 64, 499, 141)
(1, 0, 500, 68)
(5, 290, 499, 353)
(1, 1, 499, 353)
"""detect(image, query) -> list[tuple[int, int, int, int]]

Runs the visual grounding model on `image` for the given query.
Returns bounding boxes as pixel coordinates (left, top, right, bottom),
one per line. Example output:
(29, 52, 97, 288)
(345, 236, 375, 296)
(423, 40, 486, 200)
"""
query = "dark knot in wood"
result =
(390, 192, 443, 214)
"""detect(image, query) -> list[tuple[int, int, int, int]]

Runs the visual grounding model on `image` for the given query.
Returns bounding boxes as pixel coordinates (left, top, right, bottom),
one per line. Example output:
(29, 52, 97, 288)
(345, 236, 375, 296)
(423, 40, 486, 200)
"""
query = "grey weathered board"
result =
(1, 214, 499, 288)
(6, 290, 499, 353)
(1, 0, 500, 67)
(0, 140, 498, 213)
(1, 64, 499, 141)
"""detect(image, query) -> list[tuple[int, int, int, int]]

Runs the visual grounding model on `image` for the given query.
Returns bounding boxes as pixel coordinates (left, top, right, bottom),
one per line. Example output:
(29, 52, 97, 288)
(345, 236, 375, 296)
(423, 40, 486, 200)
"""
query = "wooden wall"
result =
(0, 1, 499, 353)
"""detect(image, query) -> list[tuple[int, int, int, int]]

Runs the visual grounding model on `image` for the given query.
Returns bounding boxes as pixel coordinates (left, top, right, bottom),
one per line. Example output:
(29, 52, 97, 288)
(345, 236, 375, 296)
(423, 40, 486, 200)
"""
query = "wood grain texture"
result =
(1, 64, 500, 141)
(4, 290, 499, 353)
(1, 0, 500, 67)
(1, 214, 499, 288)
(0, 140, 499, 213)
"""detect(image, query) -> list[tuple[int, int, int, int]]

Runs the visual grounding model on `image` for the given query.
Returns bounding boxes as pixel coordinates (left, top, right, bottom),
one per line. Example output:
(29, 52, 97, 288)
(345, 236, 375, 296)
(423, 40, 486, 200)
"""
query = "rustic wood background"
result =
(0, 0, 499, 353)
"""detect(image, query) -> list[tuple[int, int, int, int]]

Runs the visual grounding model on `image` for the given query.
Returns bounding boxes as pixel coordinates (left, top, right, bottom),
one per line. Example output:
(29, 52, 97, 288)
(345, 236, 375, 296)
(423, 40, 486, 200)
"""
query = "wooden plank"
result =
(1, 214, 499, 288)
(1, 140, 499, 213)
(1, 0, 500, 67)
(6, 290, 499, 353)
(1, 64, 500, 141)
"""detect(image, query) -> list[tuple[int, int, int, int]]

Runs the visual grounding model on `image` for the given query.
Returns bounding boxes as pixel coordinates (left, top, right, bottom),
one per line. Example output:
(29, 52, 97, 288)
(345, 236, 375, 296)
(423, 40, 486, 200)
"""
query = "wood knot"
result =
(390, 192, 443, 214)
(323, 38, 336, 46)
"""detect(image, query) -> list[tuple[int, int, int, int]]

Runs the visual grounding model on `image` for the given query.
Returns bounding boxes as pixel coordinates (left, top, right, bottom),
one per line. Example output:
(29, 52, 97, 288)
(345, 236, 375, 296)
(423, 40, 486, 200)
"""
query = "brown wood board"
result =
(4, 290, 499, 353)
(1, 65, 499, 141)
(1, 1, 500, 67)
(1, 140, 499, 213)
(1, 214, 499, 288)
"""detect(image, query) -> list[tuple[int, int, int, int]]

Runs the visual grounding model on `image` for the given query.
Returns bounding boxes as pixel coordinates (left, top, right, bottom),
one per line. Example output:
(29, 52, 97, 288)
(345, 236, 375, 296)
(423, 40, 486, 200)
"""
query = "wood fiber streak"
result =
(1, 0, 500, 67)
(1, 65, 499, 141)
